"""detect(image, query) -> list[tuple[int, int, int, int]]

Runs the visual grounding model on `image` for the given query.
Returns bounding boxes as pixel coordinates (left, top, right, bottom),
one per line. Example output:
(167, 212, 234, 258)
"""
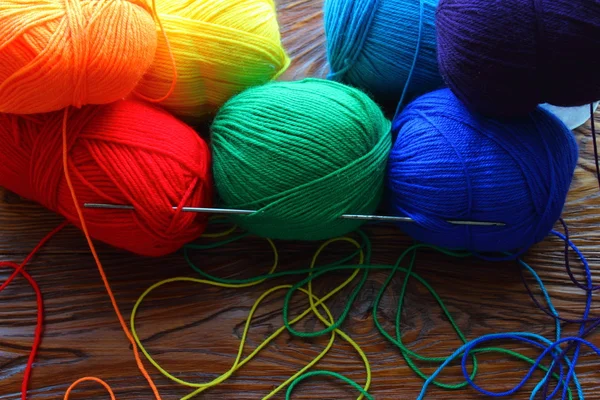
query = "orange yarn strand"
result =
(64, 377, 116, 400)
(61, 109, 162, 400)
(134, 0, 178, 103)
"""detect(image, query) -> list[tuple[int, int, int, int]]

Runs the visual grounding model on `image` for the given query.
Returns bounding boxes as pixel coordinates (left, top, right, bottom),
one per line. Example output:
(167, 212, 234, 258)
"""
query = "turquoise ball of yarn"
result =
(211, 78, 392, 241)
(324, 0, 442, 106)
(386, 89, 579, 255)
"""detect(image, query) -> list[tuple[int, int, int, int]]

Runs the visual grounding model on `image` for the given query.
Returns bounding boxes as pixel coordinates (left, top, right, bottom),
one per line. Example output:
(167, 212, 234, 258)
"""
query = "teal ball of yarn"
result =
(386, 88, 579, 255)
(211, 78, 392, 240)
(324, 0, 443, 105)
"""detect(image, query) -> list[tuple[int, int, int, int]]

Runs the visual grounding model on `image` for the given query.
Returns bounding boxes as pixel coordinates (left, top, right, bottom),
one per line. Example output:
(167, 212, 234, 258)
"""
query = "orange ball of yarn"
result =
(0, 100, 213, 257)
(0, 0, 158, 114)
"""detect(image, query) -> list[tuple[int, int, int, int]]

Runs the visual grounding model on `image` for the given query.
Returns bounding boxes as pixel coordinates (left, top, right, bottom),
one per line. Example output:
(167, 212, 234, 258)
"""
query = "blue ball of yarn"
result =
(386, 88, 579, 254)
(324, 0, 443, 106)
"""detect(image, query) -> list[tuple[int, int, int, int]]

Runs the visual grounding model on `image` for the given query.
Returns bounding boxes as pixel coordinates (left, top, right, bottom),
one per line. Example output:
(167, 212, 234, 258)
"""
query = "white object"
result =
(540, 102, 599, 130)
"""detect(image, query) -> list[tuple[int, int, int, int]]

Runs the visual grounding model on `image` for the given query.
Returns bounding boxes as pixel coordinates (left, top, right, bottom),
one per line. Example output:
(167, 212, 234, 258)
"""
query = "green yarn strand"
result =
(184, 232, 574, 399)
(285, 371, 375, 400)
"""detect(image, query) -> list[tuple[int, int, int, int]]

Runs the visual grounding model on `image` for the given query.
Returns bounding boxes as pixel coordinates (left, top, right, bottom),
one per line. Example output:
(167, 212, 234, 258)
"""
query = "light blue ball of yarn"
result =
(324, 0, 443, 105)
(386, 88, 579, 255)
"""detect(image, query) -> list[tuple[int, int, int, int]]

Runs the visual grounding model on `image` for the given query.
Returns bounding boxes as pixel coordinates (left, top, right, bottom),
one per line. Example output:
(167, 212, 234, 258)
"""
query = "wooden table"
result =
(1, 1, 599, 399)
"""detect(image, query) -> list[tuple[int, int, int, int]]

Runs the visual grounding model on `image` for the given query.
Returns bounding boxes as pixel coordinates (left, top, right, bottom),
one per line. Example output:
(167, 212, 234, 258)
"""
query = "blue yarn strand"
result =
(519, 259, 584, 400)
(324, 0, 380, 81)
(550, 230, 593, 400)
(393, 0, 425, 121)
(518, 259, 569, 400)
(417, 333, 593, 400)
(417, 228, 593, 400)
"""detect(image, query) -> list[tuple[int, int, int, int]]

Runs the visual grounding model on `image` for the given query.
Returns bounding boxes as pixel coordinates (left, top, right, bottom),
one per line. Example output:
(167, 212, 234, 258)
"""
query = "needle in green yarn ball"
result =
(211, 78, 392, 240)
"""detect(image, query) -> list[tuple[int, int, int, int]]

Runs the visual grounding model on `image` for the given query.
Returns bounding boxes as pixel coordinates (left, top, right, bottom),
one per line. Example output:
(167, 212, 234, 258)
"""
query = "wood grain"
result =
(1, 0, 600, 399)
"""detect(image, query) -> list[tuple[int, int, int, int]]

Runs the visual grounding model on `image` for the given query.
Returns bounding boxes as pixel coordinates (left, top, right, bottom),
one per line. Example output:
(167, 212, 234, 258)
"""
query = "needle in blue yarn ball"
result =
(386, 88, 579, 255)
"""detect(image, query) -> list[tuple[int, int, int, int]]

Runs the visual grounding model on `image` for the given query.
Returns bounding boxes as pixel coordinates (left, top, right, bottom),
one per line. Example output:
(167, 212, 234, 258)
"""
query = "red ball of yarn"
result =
(0, 100, 213, 256)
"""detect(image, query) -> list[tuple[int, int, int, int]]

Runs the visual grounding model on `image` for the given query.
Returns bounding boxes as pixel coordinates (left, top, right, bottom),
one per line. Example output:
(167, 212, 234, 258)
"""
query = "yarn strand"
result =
(131, 235, 372, 399)
(548, 230, 592, 399)
(133, 0, 178, 103)
(591, 103, 599, 189)
(393, 0, 425, 120)
(60, 108, 161, 400)
(181, 227, 584, 399)
(0, 221, 66, 399)
(64, 377, 115, 400)
(0, 221, 67, 293)
(520, 223, 598, 324)
(285, 371, 374, 400)
(0, 264, 43, 400)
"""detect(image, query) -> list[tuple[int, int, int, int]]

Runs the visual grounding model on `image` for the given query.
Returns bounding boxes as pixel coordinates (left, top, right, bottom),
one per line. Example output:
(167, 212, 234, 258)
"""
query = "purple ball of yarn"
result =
(436, 0, 600, 116)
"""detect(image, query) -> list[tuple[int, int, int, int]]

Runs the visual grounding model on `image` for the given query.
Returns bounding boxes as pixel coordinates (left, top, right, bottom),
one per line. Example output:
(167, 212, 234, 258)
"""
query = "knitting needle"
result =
(83, 203, 506, 227)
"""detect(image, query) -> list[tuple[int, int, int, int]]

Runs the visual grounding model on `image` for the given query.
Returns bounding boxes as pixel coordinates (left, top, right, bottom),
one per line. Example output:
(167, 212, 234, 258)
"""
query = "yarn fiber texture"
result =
(436, 0, 600, 116)
(386, 88, 578, 254)
(324, 0, 442, 106)
(134, 0, 290, 119)
(211, 78, 392, 240)
(0, 0, 157, 114)
(0, 100, 213, 257)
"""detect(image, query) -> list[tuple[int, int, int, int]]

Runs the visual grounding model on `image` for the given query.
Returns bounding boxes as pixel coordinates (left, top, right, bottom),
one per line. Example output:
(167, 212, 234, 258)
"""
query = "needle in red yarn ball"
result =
(0, 100, 213, 257)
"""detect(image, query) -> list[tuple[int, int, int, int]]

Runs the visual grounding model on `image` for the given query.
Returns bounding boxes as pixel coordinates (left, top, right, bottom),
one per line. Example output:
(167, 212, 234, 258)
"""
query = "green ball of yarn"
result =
(211, 78, 392, 240)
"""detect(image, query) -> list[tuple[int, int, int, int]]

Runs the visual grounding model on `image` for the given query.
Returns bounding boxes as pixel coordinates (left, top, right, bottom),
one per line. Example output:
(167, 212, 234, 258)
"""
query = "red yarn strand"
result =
(0, 263, 43, 400)
(0, 221, 67, 293)
(0, 221, 67, 399)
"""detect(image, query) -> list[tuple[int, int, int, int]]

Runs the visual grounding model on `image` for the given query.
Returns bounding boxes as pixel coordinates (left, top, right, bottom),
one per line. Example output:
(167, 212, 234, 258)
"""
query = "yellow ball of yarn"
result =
(135, 0, 290, 118)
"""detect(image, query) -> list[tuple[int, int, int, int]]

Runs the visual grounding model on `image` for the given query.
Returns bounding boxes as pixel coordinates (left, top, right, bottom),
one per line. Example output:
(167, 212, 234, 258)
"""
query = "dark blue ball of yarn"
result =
(386, 88, 579, 254)
(436, 0, 600, 116)
(324, 0, 443, 105)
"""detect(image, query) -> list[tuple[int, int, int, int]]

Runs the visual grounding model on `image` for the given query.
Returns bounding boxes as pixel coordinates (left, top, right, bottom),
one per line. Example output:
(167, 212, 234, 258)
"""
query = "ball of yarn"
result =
(211, 78, 392, 240)
(387, 88, 578, 254)
(134, 0, 290, 119)
(324, 0, 442, 105)
(0, 0, 157, 114)
(0, 100, 212, 257)
(436, 0, 600, 116)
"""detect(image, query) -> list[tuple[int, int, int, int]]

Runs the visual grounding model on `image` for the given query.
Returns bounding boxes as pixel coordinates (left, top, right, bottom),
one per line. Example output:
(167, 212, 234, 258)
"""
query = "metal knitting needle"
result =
(83, 203, 506, 227)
